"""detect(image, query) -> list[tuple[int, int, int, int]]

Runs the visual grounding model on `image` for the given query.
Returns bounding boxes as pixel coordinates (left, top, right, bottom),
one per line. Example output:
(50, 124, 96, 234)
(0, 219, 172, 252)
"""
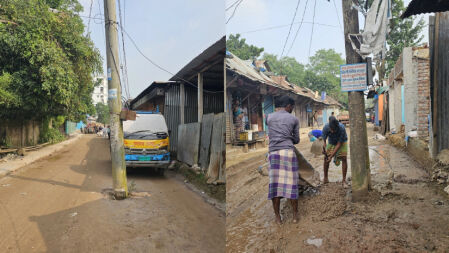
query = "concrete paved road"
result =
(0, 135, 225, 253)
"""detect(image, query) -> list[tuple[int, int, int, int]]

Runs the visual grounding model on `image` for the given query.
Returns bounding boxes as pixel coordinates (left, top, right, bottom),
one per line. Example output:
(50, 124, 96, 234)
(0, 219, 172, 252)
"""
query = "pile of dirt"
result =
(432, 149, 449, 185)
(300, 184, 347, 222)
(437, 149, 449, 165)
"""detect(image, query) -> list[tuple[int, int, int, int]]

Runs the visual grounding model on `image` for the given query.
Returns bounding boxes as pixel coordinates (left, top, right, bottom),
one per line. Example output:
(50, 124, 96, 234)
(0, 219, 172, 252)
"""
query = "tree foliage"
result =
(385, 0, 425, 75)
(95, 103, 110, 125)
(359, 0, 425, 80)
(0, 0, 102, 121)
(263, 50, 347, 106)
(226, 34, 264, 60)
(227, 34, 348, 106)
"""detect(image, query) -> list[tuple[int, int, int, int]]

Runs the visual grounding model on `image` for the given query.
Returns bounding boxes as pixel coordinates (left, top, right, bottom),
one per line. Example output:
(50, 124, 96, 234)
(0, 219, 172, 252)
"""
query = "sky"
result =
(78, 0, 225, 98)
(78, 0, 428, 98)
(225, 0, 429, 65)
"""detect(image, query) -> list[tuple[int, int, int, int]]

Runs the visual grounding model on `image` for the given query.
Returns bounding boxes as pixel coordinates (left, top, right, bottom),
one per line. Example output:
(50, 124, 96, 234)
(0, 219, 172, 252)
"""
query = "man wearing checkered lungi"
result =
(266, 95, 300, 225)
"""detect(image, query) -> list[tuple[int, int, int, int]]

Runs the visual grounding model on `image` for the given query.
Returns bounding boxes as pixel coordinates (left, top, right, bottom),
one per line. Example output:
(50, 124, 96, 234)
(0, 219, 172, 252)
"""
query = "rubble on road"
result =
(431, 149, 449, 185)
(444, 185, 449, 195)
(306, 237, 323, 248)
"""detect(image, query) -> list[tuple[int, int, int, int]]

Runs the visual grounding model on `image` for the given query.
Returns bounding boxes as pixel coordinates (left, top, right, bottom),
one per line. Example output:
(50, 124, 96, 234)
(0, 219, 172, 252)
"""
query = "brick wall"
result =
(416, 57, 430, 138)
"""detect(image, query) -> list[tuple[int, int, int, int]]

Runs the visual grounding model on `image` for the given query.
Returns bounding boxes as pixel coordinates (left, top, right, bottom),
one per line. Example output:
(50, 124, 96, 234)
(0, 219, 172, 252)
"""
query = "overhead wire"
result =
(286, 0, 310, 56)
(86, 0, 93, 36)
(238, 20, 338, 35)
(118, 0, 131, 100)
(332, 0, 344, 33)
(280, 0, 301, 59)
(226, 0, 241, 11)
(226, 0, 243, 24)
(120, 28, 223, 94)
(308, 0, 317, 60)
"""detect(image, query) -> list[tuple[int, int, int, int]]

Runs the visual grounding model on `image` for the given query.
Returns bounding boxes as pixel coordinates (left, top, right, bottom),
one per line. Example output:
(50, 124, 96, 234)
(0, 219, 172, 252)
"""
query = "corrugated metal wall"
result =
(164, 85, 181, 153)
(164, 83, 224, 153)
(204, 92, 224, 114)
(184, 85, 198, 124)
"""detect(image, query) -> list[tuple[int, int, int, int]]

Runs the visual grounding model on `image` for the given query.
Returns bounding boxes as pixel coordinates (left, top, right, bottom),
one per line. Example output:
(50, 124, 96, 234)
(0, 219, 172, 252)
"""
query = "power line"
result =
(86, 0, 93, 36)
(226, 0, 241, 11)
(280, 0, 301, 59)
(286, 0, 310, 56)
(308, 0, 317, 60)
(120, 28, 223, 94)
(226, 0, 243, 24)
(238, 20, 339, 35)
(332, 0, 343, 33)
(118, 0, 131, 100)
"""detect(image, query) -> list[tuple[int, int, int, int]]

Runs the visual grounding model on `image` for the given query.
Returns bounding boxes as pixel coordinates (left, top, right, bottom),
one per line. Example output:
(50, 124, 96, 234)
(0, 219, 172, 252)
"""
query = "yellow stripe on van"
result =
(124, 138, 169, 149)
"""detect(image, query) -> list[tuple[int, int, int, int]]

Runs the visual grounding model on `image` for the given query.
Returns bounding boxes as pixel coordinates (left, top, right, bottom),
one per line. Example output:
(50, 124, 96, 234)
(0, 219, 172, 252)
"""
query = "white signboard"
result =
(340, 63, 367, 92)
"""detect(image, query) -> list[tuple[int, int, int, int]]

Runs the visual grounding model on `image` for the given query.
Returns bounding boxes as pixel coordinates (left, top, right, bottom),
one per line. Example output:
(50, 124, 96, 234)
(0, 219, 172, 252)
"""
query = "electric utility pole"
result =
(342, 0, 370, 201)
(103, 0, 128, 199)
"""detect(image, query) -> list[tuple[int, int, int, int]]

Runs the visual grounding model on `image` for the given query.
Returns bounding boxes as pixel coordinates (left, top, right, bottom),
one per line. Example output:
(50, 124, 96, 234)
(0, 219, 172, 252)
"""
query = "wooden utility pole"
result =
(103, 0, 128, 199)
(342, 0, 370, 200)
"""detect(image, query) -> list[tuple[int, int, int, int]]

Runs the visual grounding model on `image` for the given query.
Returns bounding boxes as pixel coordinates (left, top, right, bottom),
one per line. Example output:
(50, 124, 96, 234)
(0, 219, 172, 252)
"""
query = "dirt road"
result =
(226, 126, 449, 252)
(0, 135, 225, 253)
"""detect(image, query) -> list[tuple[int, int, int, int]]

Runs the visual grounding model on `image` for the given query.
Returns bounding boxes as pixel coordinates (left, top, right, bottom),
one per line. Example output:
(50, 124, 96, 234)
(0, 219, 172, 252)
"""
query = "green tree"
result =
(385, 0, 425, 75)
(264, 49, 347, 106)
(308, 49, 344, 77)
(359, 0, 425, 80)
(226, 34, 264, 60)
(95, 103, 110, 125)
(0, 0, 102, 121)
(263, 53, 306, 85)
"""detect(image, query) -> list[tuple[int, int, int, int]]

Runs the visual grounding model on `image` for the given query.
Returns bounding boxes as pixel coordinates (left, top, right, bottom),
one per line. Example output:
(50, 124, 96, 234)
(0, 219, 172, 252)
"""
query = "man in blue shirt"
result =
(308, 129, 323, 142)
(322, 116, 348, 188)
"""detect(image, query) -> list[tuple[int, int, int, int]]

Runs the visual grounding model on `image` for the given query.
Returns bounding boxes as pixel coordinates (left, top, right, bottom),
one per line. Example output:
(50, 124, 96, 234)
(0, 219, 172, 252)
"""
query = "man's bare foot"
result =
(292, 214, 299, 224)
(275, 216, 282, 225)
(342, 181, 349, 189)
(323, 178, 329, 184)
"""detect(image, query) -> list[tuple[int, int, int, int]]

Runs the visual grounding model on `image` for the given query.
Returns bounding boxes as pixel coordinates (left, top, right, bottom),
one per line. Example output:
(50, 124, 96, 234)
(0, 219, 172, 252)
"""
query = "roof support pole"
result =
(224, 59, 227, 113)
(180, 83, 185, 124)
(198, 72, 204, 122)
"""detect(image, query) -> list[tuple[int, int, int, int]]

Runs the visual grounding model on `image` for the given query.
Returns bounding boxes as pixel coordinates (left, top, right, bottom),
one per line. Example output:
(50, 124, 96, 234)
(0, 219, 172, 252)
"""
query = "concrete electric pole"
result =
(342, 0, 371, 200)
(103, 0, 128, 199)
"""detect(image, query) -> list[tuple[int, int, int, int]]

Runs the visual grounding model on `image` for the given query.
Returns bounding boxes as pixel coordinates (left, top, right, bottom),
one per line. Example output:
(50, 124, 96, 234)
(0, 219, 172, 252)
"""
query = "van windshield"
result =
(123, 114, 168, 137)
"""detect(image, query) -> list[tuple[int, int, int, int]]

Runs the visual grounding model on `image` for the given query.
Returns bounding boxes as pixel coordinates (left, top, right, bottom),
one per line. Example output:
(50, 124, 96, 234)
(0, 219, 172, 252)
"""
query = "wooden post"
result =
(198, 72, 203, 122)
(224, 58, 227, 113)
(342, 0, 370, 201)
(104, 0, 127, 199)
(180, 83, 185, 124)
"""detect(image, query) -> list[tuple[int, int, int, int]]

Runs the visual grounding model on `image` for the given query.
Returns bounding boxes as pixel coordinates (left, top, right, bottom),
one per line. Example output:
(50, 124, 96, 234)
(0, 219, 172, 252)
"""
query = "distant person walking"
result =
(266, 95, 300, 225)
(102, 126, 108, 138)
(322, 116, 349, 188)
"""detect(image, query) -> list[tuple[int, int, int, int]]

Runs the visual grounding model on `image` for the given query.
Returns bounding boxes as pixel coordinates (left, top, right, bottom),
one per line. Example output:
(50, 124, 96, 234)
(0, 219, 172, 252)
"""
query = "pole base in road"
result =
(351, 187, 369, 202)
(114, 189, 127, 200)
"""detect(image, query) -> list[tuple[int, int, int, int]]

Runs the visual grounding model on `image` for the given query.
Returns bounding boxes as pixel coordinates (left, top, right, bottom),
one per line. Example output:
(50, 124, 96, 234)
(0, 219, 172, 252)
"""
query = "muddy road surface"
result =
(226, 127, 449, 252)
(0, 135, 225, 253)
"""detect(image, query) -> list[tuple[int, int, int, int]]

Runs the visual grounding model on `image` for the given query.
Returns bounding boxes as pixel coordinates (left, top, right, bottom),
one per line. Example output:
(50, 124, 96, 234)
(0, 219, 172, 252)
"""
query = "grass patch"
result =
(178, 165, 226, 203)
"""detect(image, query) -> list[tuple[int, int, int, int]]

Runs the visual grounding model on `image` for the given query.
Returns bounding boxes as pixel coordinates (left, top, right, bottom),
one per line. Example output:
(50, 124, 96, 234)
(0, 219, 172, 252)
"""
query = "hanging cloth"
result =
(349, 0, 391, 59)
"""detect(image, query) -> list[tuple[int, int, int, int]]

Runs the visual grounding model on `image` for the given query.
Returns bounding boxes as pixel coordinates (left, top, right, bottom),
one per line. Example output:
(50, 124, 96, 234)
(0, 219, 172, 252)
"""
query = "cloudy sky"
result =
(225, 0, 429, 64)
(78, 0, 225, 98)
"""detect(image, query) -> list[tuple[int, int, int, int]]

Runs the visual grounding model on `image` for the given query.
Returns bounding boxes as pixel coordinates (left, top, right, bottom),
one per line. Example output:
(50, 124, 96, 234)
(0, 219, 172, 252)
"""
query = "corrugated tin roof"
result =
(169, 36, 225, 82)
(402, 0, 449, 18)
(226, 52, 342, 107)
